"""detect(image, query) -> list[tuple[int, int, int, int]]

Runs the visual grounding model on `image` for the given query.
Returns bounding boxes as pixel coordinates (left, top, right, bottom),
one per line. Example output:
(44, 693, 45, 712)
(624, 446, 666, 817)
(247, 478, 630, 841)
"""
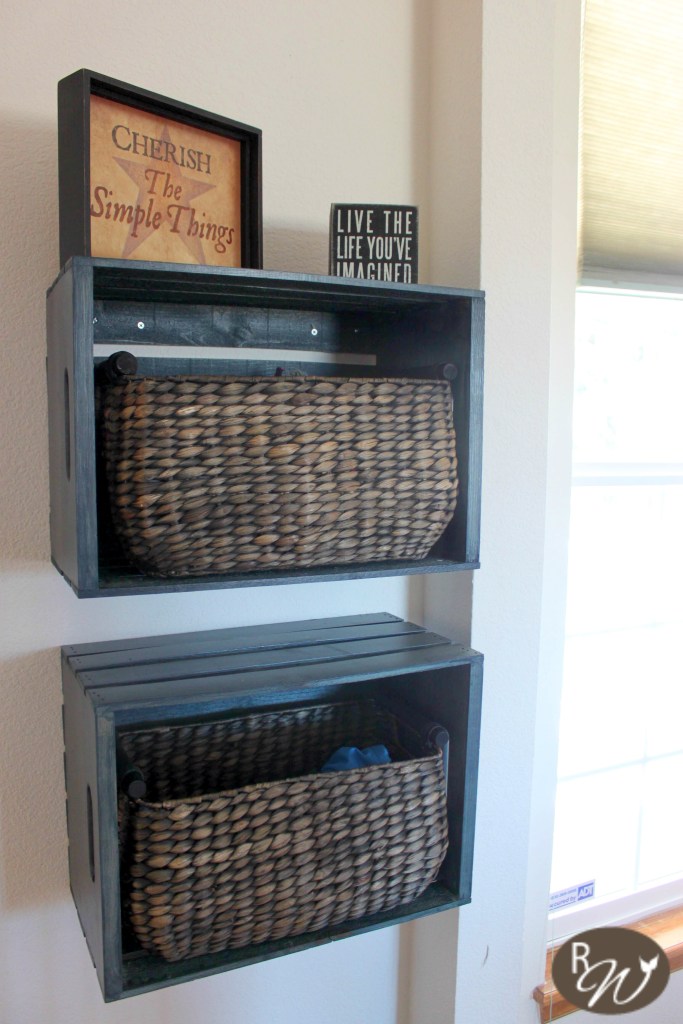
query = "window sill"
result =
(533, 903, 683, 1022)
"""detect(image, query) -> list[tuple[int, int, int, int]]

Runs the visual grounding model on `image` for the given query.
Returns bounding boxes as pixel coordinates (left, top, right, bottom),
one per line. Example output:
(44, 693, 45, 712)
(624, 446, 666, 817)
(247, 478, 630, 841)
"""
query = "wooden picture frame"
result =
(58, 69, 262, 269)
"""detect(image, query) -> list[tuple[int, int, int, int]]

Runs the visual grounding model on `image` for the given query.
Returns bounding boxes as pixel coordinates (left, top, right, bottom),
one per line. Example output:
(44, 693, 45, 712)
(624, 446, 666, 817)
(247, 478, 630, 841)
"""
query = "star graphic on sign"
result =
(113, 124, 216, 261)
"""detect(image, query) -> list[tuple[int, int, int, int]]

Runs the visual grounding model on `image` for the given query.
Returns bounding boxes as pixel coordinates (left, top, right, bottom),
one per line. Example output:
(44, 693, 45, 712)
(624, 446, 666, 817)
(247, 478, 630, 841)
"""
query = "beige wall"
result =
(0, 3, 425, 1022)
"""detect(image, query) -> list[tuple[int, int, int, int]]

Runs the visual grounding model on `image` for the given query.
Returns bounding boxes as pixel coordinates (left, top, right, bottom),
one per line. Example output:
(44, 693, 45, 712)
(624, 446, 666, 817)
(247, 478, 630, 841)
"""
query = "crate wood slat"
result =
(68, 619, 425, 673)
(47, 258, 484, 597)
(86, 259, 479, 307)
(91, 556, 478, 599)
(82, 644, 480, 724)
(94, 301, 356, 353)
(61, 614, 482, 1000)
(62, 612, 401, 659)
(76, 630, 451, 690)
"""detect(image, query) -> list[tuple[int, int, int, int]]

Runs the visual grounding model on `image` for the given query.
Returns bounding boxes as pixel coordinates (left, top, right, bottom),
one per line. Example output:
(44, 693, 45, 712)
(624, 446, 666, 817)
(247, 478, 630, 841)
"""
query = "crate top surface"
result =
(47, 257, 485, 311)
(63, 613, 481, 714)
(63, 612, 400, 659)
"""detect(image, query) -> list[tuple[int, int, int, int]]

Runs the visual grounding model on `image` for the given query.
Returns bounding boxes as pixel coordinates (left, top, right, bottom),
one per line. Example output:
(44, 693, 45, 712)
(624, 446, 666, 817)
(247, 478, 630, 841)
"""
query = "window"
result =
(548, 288, 683, 942)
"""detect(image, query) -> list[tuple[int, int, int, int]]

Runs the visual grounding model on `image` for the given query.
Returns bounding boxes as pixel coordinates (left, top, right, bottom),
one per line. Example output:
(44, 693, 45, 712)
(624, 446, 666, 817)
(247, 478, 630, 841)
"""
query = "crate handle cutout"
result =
(86, 784, 95, 883)
(63, 369, 71, 481)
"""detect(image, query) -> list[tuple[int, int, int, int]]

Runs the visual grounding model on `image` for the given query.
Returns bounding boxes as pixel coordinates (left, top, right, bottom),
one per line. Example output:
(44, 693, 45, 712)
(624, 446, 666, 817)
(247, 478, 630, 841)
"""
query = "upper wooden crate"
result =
(46, 257, 484, 597)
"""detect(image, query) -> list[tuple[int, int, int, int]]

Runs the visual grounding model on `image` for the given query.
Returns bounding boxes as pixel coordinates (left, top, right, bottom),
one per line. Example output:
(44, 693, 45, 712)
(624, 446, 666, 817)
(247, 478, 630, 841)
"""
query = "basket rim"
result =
(105, 373, 451, 386)
(128, 749, 445, 812)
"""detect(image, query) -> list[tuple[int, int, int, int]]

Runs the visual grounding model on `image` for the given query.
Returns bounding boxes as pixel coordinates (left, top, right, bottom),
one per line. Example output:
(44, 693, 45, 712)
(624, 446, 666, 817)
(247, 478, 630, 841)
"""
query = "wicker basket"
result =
(118, 700, 449, 962)
(100, 372, 458, 576)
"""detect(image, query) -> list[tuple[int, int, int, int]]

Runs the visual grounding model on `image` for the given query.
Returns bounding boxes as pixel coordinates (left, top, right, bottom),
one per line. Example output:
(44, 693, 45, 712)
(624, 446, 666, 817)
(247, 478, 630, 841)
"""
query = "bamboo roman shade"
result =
(581, 0, 683, 283)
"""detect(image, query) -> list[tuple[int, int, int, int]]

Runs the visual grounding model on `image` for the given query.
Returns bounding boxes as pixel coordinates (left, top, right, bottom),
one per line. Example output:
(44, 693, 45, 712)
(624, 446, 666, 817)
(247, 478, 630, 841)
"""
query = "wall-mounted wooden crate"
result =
(61, 612, 482, 1001)
(47, 257, 484, 597)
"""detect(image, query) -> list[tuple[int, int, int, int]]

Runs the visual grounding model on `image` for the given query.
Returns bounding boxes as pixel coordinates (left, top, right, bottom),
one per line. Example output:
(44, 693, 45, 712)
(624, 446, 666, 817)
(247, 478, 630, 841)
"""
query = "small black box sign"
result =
(329, 204, 418, 283)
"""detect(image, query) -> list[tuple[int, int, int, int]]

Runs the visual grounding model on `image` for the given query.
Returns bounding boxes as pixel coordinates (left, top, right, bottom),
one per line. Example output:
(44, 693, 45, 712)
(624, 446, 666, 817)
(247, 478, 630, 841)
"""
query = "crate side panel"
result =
(429, 303, 476, 563)
(458, 657, 483, 898)
(47, 261, 99, 594)
(62, 658, 109, 995)
(464, 296, 484, 564)
(96, 711, 124, 1000)
(72, 264, 100, 592)
(47, 270, 80, 589)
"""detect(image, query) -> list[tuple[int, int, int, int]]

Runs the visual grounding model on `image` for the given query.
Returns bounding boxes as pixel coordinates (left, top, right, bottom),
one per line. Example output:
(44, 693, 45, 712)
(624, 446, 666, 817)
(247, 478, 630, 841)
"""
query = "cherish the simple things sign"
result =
(329, 205, 418, 283)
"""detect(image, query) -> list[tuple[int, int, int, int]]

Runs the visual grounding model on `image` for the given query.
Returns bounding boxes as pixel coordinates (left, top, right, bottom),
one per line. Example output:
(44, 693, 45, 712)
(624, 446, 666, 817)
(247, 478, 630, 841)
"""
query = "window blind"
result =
(580, 0, 683, 284)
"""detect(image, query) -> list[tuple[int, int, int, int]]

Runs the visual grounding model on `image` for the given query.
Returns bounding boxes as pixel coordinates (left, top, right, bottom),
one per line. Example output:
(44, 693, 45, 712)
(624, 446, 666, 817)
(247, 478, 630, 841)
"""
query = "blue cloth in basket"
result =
(320, 744, 391, 772)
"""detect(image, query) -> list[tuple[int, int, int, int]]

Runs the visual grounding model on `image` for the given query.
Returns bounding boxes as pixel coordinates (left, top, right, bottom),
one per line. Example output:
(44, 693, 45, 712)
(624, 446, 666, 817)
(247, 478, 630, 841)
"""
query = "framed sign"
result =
(58, 69, 262, 269)
(329, 204, 418, 283)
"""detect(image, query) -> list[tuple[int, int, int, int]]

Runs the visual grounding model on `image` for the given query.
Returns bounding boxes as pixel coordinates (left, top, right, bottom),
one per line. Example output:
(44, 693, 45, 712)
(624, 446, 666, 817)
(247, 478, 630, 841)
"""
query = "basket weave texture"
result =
(100, 374, 458, 576)
(119, 701, 449, 962)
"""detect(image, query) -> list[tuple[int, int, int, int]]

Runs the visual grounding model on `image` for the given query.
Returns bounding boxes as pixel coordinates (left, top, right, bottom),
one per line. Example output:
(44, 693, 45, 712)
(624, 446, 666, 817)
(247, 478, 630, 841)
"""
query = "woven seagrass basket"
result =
(118, 700, 449, 962)
(99, 372, 458, 576)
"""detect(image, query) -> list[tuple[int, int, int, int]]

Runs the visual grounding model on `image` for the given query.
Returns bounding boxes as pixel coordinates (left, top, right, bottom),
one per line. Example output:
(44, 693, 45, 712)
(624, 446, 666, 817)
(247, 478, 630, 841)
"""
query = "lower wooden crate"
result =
(61, 612, 482, 1000)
